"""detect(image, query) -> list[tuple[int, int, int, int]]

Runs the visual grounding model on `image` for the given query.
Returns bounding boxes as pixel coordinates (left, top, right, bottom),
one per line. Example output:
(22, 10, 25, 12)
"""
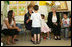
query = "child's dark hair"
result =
(63, 13, 67, 16)
(33, 5, 39, 11)
(41, 14, 45, 19)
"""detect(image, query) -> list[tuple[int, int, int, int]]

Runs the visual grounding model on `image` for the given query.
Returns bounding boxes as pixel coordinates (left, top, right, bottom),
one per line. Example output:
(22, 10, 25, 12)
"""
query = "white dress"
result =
(41, 19, 51, 33)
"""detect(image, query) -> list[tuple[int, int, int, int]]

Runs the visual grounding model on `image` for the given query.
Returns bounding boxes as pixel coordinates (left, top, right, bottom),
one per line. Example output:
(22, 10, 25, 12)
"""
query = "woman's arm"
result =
(13, 20, 16, 27)
(13, 19, 21, 31)
(57, 13, 61, 26)
(47, 12, 53, 28)
(5, 20, 14, 29)
(24, 14, 28, 24)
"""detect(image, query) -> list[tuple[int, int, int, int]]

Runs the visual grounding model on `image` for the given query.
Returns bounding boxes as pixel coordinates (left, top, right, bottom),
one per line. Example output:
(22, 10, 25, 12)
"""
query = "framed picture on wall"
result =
(54, 1, 68, 11)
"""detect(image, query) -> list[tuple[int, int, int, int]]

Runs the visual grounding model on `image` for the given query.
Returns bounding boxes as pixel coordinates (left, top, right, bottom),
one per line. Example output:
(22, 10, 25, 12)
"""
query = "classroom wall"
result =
(1, 1, 71, 24)
(38, 1, 71, 16)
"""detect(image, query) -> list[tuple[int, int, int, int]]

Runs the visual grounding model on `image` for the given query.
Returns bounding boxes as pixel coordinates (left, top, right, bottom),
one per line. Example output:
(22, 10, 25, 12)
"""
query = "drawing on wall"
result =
(18, 5, 26, 16)
(54, 1, 68, 10)
(27, 1, 37, 6)
(9, 1, 17, 4)
(39, 1, 47, 6)
(9, 5, 17, 16)
(18, 1, 26, 4)
(9, 1, 26, 16)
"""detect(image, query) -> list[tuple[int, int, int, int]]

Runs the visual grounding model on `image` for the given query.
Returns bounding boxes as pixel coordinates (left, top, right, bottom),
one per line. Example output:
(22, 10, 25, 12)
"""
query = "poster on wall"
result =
(9, 1, 27, 16)
(18, 5, 26, 16)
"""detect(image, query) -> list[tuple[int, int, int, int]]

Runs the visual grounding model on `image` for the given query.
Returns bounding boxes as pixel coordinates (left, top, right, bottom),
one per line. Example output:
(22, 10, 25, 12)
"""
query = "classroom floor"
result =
(5, 32, 71, 46)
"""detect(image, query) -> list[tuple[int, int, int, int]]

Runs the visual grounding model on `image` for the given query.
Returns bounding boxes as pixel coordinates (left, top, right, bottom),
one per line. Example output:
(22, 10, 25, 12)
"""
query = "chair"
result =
(23, 24, 31, 41)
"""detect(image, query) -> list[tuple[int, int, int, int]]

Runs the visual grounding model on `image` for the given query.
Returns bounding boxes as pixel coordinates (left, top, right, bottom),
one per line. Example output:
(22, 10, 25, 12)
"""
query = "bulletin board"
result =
(8, 1, 27, 16)
(8, 1, 38, 16)
(7, 1, 49, 23)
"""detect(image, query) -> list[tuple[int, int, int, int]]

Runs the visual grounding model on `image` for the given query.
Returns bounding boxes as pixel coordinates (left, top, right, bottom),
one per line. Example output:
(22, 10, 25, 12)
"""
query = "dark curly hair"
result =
(41, 14, 45, 19)
(33, 5, 39, 11)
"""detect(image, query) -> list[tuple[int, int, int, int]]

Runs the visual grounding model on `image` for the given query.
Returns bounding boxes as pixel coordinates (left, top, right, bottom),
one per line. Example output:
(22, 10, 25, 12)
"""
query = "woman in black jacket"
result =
(47, 6, 61, 40)
(24, 4, 34, 42)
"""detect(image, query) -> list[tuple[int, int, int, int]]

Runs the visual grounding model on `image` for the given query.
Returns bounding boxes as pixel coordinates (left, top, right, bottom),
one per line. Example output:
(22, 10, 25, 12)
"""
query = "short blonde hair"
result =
(51, 5, 57, 10)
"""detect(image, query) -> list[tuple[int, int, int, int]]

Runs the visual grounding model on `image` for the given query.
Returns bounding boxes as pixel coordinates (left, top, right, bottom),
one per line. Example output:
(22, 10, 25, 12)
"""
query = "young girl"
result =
(41, 14, 51, 40)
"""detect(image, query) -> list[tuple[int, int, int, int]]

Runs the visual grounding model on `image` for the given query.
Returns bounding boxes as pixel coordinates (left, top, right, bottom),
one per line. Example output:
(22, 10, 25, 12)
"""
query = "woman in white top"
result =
(2, 10, 21, 45)
(47, 6, 61, 40)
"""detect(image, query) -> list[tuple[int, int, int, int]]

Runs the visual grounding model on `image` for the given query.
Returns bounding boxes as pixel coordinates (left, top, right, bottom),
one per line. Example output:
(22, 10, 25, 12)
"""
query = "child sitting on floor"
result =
(41, 14, 51, 40)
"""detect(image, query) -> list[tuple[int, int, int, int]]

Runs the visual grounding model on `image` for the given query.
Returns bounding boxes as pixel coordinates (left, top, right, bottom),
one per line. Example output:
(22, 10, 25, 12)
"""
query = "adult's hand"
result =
(26, 19, 30, 23)
(55, 23, 58, 26)
(53, 23, 57, 26)
(14, 27, 21, 32)
(26, 20, 29, 23)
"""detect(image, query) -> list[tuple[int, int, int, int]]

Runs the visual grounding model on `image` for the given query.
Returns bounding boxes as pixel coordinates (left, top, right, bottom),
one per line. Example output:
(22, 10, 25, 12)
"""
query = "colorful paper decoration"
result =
(9, 1, 27, 16)
(18, 5, 26, 16)
(39, 1, 47, 6)
(18, 1, 26, 4)
(9, 1, 17, 4)
(39, 1, 54, 6)
(9, 6, 17, 16)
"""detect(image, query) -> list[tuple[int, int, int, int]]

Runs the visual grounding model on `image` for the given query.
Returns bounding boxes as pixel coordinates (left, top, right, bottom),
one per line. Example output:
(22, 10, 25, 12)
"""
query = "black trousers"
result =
(52, 25, 61, 36)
